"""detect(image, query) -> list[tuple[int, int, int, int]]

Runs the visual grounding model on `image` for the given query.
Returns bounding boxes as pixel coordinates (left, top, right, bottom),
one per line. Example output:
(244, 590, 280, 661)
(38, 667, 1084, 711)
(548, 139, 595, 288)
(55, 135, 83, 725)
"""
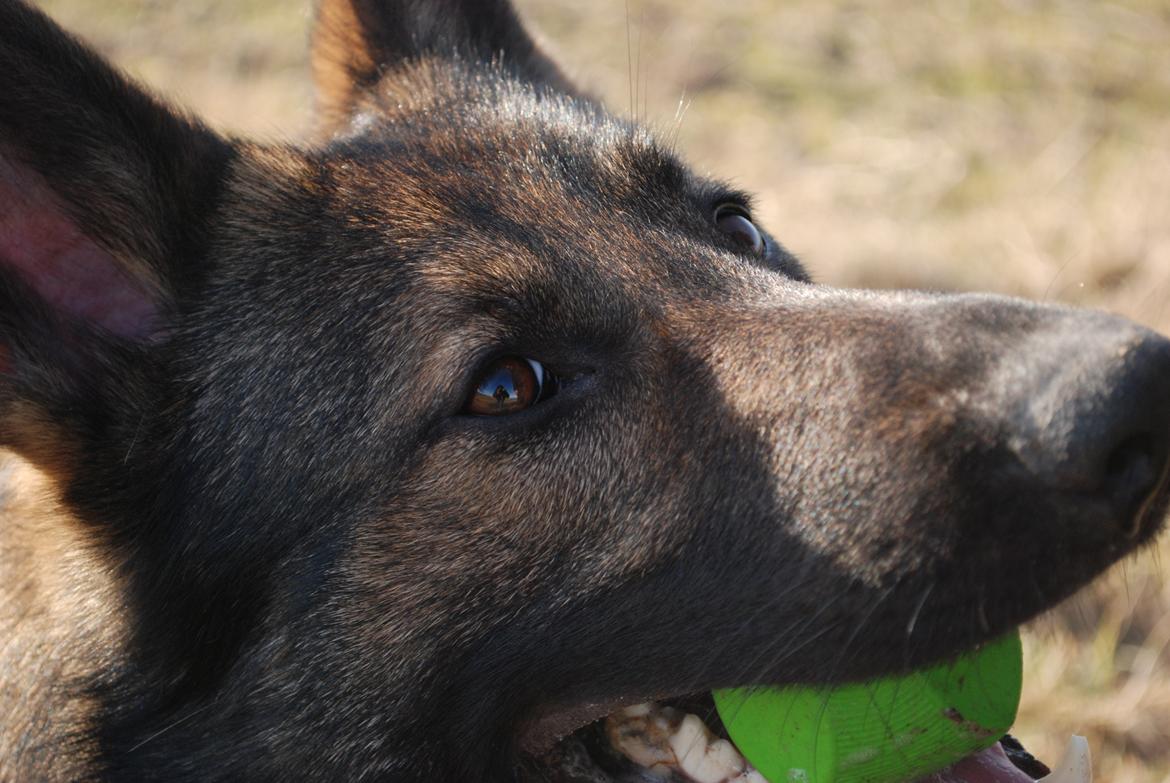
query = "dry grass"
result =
(36, 0, 1170, 779)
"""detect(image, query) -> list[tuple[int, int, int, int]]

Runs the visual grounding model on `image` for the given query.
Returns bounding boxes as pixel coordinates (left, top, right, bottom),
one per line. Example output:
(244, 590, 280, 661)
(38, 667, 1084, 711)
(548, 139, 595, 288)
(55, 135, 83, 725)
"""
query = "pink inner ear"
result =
(0, 155, 159, 341)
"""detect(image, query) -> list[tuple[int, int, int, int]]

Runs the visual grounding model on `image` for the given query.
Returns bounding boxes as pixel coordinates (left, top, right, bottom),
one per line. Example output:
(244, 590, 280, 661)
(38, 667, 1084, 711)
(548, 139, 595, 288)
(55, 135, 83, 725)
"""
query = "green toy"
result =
(713, 631, 1023, 783)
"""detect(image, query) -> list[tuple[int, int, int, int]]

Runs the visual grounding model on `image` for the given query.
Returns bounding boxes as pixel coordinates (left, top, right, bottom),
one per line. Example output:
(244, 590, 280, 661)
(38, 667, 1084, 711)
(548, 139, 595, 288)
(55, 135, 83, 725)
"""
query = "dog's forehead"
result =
(328, 94, 690, 222)
(304, 82, 748, 309)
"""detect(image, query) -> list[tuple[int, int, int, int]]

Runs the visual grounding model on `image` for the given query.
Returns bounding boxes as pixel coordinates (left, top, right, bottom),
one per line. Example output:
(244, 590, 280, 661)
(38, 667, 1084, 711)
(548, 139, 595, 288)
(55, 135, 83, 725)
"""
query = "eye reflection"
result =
(466, 357, 546, 415)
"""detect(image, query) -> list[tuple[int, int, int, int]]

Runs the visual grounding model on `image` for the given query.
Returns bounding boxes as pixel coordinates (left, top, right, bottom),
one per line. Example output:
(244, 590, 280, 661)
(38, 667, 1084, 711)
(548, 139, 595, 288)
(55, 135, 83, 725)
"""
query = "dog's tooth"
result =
(608, 702, 759, 783)
(669, 715, 754, 783)
(669, 714, 719, 782)
(676, 737, 748, 783)
(605, 703, 677, 770)
(1038, 736, 1092, 783)
(607, 728, 673, 770)
(668, 713, 710, 757)
(705, 738, 744, 771)
(618, 744, 670, 771)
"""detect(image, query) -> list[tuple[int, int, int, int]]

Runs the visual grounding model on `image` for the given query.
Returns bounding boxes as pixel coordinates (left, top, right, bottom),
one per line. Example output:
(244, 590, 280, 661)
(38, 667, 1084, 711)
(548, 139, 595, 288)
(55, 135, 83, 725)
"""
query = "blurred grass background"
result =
(35, 0, 1170, 779)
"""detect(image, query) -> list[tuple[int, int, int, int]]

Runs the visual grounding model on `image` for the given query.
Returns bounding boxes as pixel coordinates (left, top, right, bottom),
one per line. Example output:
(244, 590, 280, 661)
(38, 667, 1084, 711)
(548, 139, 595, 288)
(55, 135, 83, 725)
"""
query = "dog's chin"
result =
(516, 694, 1056, 783)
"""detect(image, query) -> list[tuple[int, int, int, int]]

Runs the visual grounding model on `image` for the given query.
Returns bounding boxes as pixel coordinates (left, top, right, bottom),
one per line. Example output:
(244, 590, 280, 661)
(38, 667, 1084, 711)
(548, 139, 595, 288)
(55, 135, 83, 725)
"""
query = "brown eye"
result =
(715, 204, 765, 255)
(465, 357, 554, 416)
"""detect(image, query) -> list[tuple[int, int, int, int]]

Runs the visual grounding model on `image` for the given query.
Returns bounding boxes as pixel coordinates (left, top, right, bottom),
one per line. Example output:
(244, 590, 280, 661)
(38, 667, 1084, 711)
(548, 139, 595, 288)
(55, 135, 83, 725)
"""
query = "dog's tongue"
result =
(923, 744, 1036, 782)
(929, 736, 1091, 783)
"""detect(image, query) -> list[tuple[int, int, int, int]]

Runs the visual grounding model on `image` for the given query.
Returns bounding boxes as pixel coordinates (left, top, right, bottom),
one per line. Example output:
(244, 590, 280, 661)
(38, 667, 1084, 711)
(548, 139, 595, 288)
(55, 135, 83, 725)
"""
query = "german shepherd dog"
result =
(1, 0, 1168, 780)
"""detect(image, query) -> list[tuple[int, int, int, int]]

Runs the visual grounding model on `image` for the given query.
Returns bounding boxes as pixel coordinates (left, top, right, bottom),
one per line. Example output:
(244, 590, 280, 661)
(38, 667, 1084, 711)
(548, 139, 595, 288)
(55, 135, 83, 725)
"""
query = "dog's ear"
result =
(312, 0, 581, 134)
(0, 1, 231, 476)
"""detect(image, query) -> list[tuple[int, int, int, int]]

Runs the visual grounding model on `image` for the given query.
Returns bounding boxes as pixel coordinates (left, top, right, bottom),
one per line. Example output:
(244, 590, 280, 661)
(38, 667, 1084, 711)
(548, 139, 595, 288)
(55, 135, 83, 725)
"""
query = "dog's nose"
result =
(1007, 319, 1170, 538)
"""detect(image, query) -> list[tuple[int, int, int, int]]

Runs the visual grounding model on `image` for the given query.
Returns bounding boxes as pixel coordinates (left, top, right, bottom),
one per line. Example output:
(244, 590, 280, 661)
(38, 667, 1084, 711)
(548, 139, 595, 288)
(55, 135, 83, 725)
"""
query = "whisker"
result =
(634, 5, 642, 123)
(905, 582, 934, 638)
(127, 703, 211, 752)
(625, 0, 634, 119)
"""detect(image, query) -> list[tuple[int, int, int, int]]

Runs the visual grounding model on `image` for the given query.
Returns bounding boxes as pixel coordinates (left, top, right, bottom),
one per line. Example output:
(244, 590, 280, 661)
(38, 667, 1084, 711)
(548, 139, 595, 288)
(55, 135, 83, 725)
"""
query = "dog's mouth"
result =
(518, 693, 1083, 783)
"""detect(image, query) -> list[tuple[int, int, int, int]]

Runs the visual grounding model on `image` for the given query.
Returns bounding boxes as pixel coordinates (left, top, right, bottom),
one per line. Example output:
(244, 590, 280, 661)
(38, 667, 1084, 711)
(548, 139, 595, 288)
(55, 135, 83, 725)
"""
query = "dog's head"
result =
(1, 0, 1167, 780)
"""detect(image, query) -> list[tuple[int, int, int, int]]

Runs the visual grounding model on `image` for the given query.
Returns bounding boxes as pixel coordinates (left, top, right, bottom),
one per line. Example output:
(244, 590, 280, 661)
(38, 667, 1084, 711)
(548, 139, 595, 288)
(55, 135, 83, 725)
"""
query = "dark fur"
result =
(2, 1, 1168, 780)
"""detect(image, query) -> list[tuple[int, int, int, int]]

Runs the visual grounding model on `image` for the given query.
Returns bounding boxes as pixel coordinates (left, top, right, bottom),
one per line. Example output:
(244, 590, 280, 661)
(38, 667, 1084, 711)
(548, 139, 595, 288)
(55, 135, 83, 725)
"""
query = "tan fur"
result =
(4, 400, 81, 484)
(312, 0, 381, 137)
(0, 453, 125, 781)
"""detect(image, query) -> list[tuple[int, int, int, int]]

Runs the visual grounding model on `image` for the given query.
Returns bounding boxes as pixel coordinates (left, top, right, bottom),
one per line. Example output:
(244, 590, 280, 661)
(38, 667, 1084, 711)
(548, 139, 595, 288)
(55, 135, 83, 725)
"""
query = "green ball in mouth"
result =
(712, 631, 1023, 783)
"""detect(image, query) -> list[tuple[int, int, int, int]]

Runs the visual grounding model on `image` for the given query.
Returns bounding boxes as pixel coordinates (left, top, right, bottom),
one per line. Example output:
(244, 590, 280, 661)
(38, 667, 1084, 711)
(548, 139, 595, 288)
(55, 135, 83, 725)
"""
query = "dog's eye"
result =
(465, 357, 557, 416)
(714, 204, 765, 255)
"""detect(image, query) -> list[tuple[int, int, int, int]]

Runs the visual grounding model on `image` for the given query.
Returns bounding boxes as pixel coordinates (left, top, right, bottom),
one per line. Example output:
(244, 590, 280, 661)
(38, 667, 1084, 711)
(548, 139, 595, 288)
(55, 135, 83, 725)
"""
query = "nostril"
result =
(1104, 433, 1156, 494)
(1103, 432, 1170, 537)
